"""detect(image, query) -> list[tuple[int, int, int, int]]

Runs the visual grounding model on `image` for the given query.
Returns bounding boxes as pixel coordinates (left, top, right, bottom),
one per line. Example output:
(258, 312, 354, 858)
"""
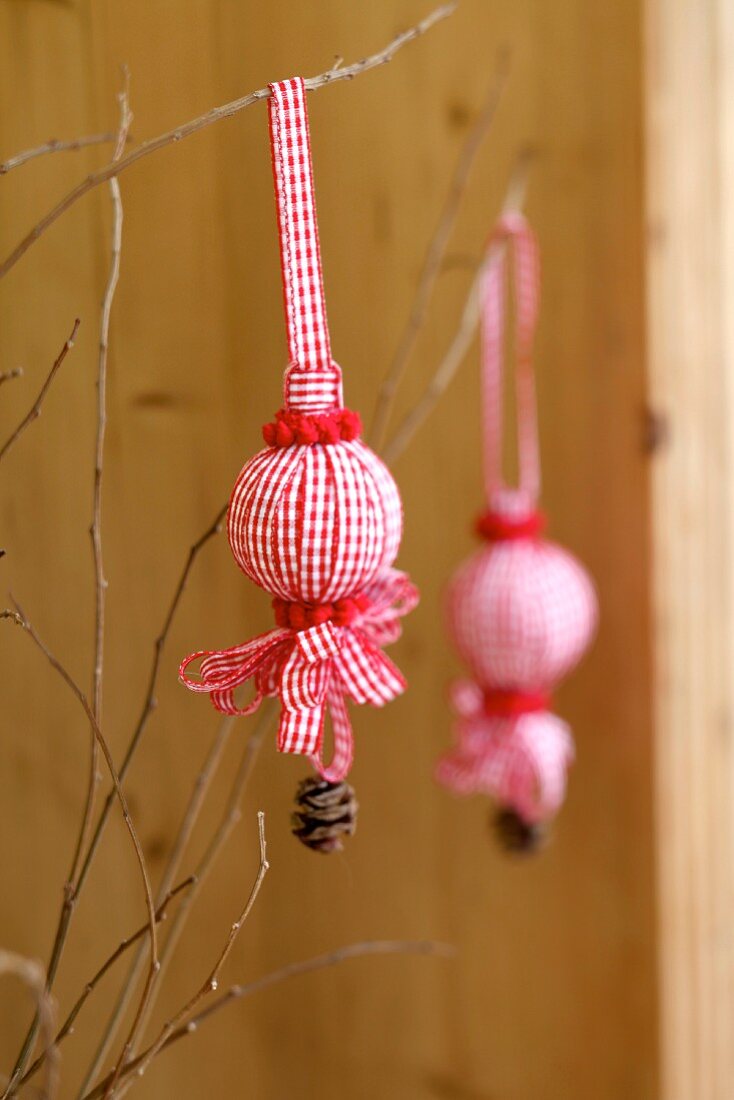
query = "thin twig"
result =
(0, 3, 456, 281)
(101, 711, 270, 1099)
(382, 150, 535, 464)
(72, 66, 133, 890)
(125, 707, 272, 1060)
(5, 83, 134, 1096)
(0, 368, 23, 388)
(369, 52, 510, 449)
(79, 715, 236, 1094)
(104, 812, 269, 1097)
(0, 319, 79, 465)
(0, 132, 129, 175)
(0, 952, 58, 1100)
(0, 602, 159, 1097)
(21, 877, 195, 1089)
(5, 502, 227, 1100)
(73, 502, 227, 900)
(84, 940, 454, 1099)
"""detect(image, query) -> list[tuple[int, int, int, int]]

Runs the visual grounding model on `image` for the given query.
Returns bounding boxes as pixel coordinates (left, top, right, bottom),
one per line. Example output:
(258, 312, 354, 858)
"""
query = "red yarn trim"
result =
(272, 594, 372, 632)
(262, 407, 362, 448)
(483, 689, 551, 717)
(475, 509, 546, 541)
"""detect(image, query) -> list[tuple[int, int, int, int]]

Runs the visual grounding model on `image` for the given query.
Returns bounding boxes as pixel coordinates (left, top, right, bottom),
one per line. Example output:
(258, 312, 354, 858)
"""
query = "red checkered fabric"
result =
(437, 214, 597, 826)
(227, 437, 403, 603)
(482, 211, 541, 505)
(269, 77, 342, 413)
(446, 510, 597, 689)
(181, 77, 417, 781)
(434, 680, 574, 823)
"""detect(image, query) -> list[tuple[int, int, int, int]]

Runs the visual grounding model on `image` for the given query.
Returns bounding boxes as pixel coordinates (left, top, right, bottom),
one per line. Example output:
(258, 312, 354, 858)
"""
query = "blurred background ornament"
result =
(436, 212, 597, 849)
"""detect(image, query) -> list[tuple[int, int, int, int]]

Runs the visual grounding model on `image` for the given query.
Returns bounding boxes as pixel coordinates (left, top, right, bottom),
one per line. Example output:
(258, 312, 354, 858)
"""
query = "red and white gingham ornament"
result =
(180, 78, 417, 781)
(436, 212, 597, 826)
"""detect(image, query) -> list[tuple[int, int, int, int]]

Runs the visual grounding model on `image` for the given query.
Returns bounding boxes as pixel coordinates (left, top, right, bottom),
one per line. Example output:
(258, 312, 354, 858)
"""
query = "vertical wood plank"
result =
(645, 1, 734, 1097)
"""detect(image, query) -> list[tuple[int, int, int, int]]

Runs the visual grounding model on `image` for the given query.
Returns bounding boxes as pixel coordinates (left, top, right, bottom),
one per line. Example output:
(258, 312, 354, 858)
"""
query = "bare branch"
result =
(0, 132, 129, 175)
(21, 877, 195, 1088)
(382, 149, 535, 465)
(103, 813, 269, 1097)
(84, 939, 454, 1098)
(369, 51, 510, 449)
(73, 502, 227, 899)
(0, 3, 456, 281)
(79, 715, 236, 1091)
(0, 602, 159, 1096)
(72, 64, 133, 891)
(0, 952, 58, 1100)
(125, 707, 272, 1057)
(0, 319, 80, 466)
(5, 80, 136, 1096)
(90, 709, 271, 1095)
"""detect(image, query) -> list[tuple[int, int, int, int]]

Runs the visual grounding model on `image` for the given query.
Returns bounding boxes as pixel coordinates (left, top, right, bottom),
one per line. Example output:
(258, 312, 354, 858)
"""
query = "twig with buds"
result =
(20, 877, 196, 1089)
(0, 132, 129, 175)
(0, 319, 80, 466)
(0, 601, 158, 1099)
(0, 952, 58, 1100)
(0, 3, 456, 281)
(84, 939, 454, 1098)
(383, 149, 535, 464)
(370, 52, 510, 449)
(101, 812, 269, 1098)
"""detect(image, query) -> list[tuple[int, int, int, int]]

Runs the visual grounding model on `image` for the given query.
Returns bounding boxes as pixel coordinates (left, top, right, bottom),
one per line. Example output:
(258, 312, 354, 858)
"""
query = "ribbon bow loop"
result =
(179, 570, 417, 781)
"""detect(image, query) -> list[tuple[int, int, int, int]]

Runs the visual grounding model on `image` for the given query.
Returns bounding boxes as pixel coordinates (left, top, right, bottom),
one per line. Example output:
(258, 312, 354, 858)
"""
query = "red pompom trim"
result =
(262, 407, 363, 448)
(475, 509, 546, 541)
(483, 689, 551, 717)
(272, 594, 372, 632)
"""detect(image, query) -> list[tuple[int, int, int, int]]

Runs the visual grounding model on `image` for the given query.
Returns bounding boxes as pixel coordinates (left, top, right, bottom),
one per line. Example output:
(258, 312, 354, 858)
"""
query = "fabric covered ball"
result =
(446, 495, 597, 691)
(228, 417, 402, 604)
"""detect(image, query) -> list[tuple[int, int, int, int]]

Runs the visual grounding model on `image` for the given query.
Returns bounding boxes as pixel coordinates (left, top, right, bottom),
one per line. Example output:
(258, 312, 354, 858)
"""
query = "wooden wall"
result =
(0, 2, 657, 1098)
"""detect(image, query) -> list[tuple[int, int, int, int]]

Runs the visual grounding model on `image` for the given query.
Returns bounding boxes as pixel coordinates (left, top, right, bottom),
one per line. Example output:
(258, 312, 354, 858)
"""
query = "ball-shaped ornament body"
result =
(228, 439, 403, 603)
(446, 536, 597, 691)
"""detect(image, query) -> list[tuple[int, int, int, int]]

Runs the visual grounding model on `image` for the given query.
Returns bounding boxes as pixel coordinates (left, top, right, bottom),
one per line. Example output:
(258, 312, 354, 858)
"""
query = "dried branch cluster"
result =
(0, 3, 525, 1095)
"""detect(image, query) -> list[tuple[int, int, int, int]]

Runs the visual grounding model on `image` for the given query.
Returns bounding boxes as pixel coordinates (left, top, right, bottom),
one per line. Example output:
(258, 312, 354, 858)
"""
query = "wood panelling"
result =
(0, 2, 655, 1097)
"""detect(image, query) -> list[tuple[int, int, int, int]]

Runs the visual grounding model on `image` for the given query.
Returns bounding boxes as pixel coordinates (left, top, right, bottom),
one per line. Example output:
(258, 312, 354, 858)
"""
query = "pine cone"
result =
(492, 807, 548, 855)
(291, 777, 358, 854)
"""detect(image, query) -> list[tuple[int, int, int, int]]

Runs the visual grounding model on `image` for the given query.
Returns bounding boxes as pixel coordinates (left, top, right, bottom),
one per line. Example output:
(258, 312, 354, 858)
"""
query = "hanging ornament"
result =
(180, 78, 418, 788)
(435, 212, 597, 848)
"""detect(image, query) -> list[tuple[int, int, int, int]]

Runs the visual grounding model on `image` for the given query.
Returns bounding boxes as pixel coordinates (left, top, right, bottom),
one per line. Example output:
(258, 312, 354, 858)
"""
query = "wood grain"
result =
(0, 2, 656, 1097)
(645, 1, 734, 1097)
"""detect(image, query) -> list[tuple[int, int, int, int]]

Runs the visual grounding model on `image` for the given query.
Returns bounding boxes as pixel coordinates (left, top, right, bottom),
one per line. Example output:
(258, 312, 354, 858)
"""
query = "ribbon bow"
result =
(435, 679, 574, 824)
(180, 570, 418, 782)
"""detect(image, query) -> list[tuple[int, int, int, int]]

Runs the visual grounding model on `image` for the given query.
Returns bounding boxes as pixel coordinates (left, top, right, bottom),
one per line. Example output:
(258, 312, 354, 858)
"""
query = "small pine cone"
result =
(291, 776, 359, 854)
(493, 807, 548, 855)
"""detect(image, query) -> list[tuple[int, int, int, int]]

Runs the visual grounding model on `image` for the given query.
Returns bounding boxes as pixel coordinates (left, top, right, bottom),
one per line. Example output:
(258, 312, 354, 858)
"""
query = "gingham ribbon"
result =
(482, 211, 541, 505)
(436, 679, 574, 822)
(268, 77, 343, 413)
(179, 570, 418, 782)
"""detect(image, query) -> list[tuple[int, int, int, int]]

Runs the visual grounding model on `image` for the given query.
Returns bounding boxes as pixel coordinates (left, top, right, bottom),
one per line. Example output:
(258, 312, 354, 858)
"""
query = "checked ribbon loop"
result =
(179, 570, 418, 782)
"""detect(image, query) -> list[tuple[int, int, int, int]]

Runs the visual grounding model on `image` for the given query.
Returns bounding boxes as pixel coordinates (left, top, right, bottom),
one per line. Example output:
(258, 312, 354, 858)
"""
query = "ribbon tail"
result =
(278, 694, 327, 758)
(311, 687, 354, 783)
(435, 716, 487, 795)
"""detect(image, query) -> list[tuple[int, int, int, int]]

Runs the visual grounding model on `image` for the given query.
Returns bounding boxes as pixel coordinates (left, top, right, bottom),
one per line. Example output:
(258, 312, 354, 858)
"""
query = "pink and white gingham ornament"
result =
(436, 212, 597, 828)
(180, 78, 417, 781)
